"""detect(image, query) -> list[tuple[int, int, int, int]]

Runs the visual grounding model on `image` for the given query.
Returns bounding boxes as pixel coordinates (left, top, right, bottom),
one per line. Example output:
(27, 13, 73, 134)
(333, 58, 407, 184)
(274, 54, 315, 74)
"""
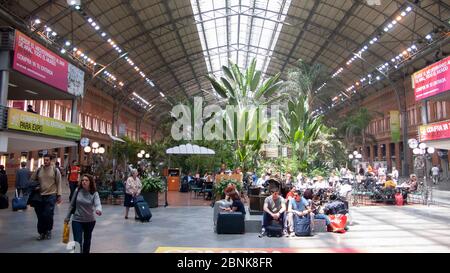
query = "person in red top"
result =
(68, 160, 81, 201)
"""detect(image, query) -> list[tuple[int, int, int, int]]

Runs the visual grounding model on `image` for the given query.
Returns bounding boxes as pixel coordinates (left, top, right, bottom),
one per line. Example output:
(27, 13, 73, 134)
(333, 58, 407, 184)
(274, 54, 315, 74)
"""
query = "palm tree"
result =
(206, 58, 285, 171)
(339, 107, 379, 151)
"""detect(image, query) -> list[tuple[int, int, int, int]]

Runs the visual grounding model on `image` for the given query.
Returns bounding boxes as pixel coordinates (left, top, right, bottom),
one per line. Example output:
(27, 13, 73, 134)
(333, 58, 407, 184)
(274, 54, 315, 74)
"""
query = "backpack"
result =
(266, 221, 283, 237)
(294, 215, 312, 236)
(395, 193, 404, 206)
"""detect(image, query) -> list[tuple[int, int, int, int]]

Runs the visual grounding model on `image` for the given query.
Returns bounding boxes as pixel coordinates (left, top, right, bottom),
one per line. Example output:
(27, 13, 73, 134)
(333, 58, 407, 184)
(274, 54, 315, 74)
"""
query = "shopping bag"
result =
(329, 214, 348, 233)
(62, 222, 70, 244)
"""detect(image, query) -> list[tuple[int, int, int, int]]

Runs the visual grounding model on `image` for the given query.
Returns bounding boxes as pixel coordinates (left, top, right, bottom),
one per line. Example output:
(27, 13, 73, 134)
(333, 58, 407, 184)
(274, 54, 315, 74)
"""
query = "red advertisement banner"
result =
(419, 119, 450, 142)
(413, 56, 450, 101)
(13, 30, 68, 92)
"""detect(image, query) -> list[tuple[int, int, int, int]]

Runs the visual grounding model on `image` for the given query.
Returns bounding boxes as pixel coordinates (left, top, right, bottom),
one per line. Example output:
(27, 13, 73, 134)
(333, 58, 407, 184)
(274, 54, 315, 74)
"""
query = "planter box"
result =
(142, 192, 158, 208)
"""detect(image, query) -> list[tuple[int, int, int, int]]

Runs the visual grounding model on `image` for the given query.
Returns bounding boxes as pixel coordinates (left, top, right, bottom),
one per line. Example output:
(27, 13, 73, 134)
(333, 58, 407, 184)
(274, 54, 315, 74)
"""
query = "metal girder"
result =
(402, 0, 450, 28)
(226, 0, 230, 62)
(310, 0, 362, 64)
(243, 0, 257, 69)
(120, 0, 189, 100)
(195, 0, 214, 77)
(279, 0, 320, 72)
(161, 0, 202, 93)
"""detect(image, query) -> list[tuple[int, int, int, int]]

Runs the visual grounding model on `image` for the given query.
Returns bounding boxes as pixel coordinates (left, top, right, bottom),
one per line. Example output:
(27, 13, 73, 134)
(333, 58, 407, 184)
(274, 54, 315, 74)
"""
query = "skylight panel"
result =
(192, 0, 292, 78)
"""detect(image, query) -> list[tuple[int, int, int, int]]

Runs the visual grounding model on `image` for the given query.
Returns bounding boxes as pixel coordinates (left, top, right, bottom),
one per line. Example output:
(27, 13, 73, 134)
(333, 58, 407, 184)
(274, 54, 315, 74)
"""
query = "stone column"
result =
(386, 143, 392, 171)
(395, 142, 401, 172)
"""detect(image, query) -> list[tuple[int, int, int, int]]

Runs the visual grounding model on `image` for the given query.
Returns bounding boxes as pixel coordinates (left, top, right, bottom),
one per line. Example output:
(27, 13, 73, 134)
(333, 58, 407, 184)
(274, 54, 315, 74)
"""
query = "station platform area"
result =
(1, 190, 449, 253)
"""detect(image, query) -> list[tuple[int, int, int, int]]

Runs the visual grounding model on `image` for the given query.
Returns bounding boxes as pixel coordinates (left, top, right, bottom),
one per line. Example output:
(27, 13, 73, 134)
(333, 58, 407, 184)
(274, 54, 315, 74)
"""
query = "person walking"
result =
(68, 160, 81, 201)
(15, 161, 31, 196)
(31, 155, 62, 240)
(65, 174, 102, 253)
(124, 169, 142, 219)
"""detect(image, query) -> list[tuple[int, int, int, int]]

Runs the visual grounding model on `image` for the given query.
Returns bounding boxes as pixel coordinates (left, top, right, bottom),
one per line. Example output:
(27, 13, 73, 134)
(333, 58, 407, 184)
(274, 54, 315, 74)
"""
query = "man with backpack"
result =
(31, 155, 62, 240)
(259, 188, 287, 237)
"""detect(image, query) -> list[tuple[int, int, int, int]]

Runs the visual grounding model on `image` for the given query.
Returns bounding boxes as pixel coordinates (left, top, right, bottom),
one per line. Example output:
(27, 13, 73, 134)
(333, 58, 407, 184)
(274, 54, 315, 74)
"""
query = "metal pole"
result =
(0, 51, 10, 107)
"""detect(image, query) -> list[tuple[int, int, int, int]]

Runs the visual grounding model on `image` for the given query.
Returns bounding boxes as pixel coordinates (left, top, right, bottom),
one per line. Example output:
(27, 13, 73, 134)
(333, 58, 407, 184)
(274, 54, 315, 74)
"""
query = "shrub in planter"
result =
(141, 176, 164, 208)
(214, 179, 242, 200)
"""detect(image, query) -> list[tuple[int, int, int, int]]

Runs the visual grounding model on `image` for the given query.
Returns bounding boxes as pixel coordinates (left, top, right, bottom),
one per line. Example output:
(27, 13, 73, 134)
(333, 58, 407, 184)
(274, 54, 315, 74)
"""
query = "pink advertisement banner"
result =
(413, 56, 450, 101)
(419, 119, 450, 142)
(12, 30, 85, 96)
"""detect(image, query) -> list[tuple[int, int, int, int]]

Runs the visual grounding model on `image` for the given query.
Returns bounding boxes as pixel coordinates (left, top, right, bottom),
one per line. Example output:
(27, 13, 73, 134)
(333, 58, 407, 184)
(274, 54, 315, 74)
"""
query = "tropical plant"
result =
(338, 107, 380, 149)
(206, 58, 285, 172)
(214, 179, 243, 196)
(281, 60, 343, 173)
(141, 176, 164, 193)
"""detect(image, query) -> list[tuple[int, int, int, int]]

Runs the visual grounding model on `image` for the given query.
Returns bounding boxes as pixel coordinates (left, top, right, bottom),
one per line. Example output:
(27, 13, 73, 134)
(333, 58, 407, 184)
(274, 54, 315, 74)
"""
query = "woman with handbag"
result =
(64, 174, 102, 254)
(124, 169, 142, 219)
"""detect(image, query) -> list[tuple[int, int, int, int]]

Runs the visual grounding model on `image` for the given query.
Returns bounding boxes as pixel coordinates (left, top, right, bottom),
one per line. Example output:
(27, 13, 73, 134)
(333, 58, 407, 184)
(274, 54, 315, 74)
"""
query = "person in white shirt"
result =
(391, 167, 399, 181)
(256, 173, 270, 188)
(431, 165, 440, 184)
(378, 166, 386, 177)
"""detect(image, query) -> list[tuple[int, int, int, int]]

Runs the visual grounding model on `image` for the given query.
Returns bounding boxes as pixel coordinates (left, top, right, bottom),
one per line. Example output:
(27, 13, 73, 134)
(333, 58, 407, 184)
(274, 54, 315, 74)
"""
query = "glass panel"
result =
(191, 0, 292, 80)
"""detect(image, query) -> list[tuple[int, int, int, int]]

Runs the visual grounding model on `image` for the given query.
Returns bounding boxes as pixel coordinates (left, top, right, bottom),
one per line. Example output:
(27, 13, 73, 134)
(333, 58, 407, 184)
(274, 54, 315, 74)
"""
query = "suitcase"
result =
(266, 221, 283, 237)
(12, 190, 27, 211)
(134, 201, 152, 222)
(216, 212, 245, 234)
(0, 194, 9, 209)
(294, 215, 312, 236)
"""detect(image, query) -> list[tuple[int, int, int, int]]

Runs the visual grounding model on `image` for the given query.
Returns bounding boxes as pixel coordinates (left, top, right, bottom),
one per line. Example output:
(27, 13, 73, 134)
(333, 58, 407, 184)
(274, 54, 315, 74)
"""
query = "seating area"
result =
(97, 181, 126, 205)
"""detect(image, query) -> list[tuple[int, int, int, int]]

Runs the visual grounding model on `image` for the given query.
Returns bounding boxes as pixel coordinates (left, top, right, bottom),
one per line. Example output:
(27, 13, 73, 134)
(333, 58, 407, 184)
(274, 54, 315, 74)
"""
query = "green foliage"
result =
(206, 58, 284, 172)
(214, 179, 243, 196)
(338, 107, 381, 149)
(141, 176, 164, 193)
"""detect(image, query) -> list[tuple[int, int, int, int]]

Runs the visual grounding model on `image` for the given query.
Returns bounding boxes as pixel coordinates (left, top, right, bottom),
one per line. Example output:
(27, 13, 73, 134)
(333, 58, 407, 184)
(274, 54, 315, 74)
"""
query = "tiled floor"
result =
(0, 197, 449, 253)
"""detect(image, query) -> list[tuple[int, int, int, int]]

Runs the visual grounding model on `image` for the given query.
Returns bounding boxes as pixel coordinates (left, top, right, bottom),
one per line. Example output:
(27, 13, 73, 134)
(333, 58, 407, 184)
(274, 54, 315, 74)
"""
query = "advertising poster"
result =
(389, 110, 400, 143)
(13, 30, 85, 97)
(413, 56, 450, 101)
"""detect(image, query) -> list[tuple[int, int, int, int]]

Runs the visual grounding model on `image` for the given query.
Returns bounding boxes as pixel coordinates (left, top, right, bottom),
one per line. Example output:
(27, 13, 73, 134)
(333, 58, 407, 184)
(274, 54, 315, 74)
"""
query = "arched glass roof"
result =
(0, 0, 448, 120)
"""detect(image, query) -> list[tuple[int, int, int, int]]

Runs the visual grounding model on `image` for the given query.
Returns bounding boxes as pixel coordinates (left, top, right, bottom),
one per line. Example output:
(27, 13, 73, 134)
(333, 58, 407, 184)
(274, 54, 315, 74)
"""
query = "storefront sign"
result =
(7, 108, 82, 140)
(13, 30, 85, 97)
(418, 119, 450, 142)
(390, 110, 400, 143)
(413, 56, 450, 101)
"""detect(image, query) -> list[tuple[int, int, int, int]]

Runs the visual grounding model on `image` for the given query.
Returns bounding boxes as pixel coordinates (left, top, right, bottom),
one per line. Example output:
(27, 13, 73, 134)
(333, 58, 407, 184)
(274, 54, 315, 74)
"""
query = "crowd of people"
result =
(0, 158, 437, 251)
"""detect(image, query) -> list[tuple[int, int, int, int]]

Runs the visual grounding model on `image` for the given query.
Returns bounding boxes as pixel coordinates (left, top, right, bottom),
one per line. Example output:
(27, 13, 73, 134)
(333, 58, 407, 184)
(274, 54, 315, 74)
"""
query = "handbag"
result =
(62, 222, 70, 244)
(70, 188, 79, 215)
(12, 189, 27, 211)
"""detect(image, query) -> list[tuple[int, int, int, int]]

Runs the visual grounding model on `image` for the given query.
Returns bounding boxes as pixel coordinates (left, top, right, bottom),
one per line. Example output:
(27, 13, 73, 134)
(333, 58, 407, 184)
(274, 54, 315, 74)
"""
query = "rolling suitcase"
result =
(134, 198, 152, 222)
(216, 212, 245, 234)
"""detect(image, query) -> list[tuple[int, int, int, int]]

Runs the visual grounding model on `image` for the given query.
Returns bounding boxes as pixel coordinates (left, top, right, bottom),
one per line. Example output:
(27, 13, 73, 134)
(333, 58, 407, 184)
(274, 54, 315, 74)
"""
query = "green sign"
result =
(390, 110, 400, 143)
(8, 108, 82, 140)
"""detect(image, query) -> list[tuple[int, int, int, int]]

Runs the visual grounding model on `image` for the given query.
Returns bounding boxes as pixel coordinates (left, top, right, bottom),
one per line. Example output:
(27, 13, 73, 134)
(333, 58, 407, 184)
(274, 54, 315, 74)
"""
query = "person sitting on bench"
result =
(310, 193, 331, 230)
(285, 190, 311, 237)
(222, 190, 245, 215)
(384, 175, 397, 189)
(259, 188, 286, 237)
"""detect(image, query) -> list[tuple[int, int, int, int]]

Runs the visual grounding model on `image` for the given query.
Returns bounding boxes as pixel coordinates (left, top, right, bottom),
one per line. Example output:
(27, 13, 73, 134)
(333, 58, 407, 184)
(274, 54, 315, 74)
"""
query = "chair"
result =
(190, 179, 203, 198)
(203, 182, 214, 200)
(98, 185, 112, 204)
(112, 181, 125, 205)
